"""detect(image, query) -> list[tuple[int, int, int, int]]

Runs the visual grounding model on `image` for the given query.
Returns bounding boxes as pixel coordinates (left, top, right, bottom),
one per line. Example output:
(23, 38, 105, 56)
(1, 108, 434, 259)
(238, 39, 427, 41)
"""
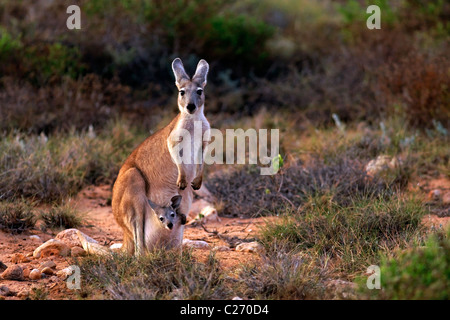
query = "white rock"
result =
(109, 243, 123, 252)
(55, 229, 98, 247)
(29, 235, 43, 243)
(232, 296, 243, 300)
(56, 267, 76, 280)
(33, 239, 71, 258)
(182, 239, 210, 249)
(235, 241, 264, 254)
(188, 200, 220, 223)
(212, 246, 231, 252)
(365, 155, 400, 177)
(77, 230, 111, 256)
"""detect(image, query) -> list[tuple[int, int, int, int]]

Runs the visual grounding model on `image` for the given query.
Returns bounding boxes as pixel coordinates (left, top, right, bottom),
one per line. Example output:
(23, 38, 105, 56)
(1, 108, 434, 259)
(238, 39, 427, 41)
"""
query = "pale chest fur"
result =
(167, 112, 210, 181)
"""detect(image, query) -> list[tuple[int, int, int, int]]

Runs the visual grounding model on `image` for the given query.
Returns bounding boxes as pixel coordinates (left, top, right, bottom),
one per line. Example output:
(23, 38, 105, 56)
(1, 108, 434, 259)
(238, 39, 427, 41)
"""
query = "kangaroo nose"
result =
(187, 104, 196, 113)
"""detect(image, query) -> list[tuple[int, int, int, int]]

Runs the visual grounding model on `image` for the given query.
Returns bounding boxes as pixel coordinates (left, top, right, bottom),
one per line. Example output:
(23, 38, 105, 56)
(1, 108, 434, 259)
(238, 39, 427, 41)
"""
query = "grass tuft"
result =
(77, 249, 230, 300)
(39, 200, 84, 230)
(0, 199, 36, 233)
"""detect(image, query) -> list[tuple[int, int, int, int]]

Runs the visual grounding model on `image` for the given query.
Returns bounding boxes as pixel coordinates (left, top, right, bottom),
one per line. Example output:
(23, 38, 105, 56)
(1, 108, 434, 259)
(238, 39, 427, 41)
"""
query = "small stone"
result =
(428, 189, 442, 201)
(71, 246, 87, 257)
(11, 253, 30, 264)
(41, 267, 54, 275)
(212, 245, 231, 252)
(39, 260, 56, 270)
(33, 239, 71, 258)
(182, 239, 210, 249)
(56, 266, 75, 280)
(235, 241, 264, 254)
(232, 296, 243, 300)
(365, 155, 400, 177)
(29, 269, 41, 280)
(1, 265, 23, 280)
(0, 285, 11, 297)
(109, 243, 123, 252)
(23, 267, 31, 278)
(29, 235, 43, 243)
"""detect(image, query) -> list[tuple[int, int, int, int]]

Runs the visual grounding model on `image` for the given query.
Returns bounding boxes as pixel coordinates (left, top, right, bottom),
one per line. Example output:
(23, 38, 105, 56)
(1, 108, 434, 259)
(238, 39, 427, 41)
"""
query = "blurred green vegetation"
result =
(358, 227, 450, 299)
(0, 0, 448, 132)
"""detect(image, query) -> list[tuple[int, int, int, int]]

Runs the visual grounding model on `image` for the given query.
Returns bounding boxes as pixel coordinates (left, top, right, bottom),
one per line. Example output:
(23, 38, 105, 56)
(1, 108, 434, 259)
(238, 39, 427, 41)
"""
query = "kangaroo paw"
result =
(191, 177, 202, 190)
(177, 177, 187, 190)
(180, 214, 187, 225)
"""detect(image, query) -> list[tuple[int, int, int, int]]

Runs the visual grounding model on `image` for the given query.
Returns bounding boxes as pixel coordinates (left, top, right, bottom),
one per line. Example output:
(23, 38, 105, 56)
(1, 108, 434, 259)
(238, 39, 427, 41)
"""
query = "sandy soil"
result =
(0, 184, 269, 300)
(1, 175, 448, 300)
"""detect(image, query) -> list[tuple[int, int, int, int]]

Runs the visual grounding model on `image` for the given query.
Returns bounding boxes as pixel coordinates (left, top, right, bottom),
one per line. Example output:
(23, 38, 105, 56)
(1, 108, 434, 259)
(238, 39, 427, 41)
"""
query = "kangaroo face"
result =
(177, 81, 205, 115)
(172, 58, 209, 115)
(148, 195, 185, 230)
(157, 207, 178, 230)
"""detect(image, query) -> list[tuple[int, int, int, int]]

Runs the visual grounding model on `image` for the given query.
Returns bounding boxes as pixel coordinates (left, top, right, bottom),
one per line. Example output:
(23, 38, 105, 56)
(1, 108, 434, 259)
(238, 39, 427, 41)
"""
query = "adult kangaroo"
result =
(112, 58, 210, 255)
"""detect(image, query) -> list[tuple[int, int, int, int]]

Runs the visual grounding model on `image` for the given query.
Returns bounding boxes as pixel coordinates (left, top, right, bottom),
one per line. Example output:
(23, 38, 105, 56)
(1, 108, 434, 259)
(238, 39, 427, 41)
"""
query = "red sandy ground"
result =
(1, 175, 449, 300)
(0, 185, 270, 299)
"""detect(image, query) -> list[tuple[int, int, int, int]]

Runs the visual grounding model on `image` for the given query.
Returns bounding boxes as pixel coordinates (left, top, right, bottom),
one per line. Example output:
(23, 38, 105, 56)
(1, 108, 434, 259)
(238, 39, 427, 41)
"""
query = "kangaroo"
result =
(112, 58, 210, 255)
(150, 196, 184, 232)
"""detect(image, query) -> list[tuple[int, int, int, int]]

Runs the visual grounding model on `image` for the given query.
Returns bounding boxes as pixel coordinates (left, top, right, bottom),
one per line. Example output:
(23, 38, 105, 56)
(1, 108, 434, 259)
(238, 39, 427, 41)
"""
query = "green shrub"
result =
(0, 27, 21, 59)
(23, 43, 86, 85)
(207, 14, 274, 65)
(359, 228, 450, 299)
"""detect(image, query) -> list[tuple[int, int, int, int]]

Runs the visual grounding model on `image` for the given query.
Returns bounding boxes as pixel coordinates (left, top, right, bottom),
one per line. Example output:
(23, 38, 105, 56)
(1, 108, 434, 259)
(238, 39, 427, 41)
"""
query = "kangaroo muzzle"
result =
(186, 103, 196, 113)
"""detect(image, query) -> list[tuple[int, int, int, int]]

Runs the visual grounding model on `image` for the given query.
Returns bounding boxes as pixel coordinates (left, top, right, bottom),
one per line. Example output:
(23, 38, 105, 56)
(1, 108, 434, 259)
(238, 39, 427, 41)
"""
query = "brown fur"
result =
(112, 58, 210, 255)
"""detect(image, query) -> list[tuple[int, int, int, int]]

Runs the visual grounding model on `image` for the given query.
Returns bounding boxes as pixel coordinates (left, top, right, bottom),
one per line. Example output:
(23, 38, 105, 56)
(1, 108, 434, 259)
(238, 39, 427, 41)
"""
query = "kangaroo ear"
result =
(192, 59, 209, 87)
(148, 199, 158, 210)
(172, 58, 189, 87)
(170, 195, 182, 210)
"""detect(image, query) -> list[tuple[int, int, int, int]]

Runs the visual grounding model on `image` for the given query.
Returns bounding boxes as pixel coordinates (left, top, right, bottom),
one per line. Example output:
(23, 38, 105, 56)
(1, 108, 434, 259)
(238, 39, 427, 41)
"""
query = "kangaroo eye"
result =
(196, 89, 203, 95)
(179, 90, 185, 96)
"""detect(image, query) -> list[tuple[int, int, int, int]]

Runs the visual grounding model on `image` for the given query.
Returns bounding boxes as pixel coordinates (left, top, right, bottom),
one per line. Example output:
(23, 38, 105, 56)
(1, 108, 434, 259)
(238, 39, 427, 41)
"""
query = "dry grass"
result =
(0, 198, 36, 233)
(77, 249, 231, 300)
(0, 118, 147, 202)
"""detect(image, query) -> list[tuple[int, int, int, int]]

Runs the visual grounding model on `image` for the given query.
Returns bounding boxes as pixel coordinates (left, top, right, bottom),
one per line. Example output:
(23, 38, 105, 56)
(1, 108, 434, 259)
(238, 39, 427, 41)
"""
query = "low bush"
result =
(259, 195, 426, 275)
(358, 227, 450, 299)
(0, 119, 146, 202)
(0, 199, 36, 233)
